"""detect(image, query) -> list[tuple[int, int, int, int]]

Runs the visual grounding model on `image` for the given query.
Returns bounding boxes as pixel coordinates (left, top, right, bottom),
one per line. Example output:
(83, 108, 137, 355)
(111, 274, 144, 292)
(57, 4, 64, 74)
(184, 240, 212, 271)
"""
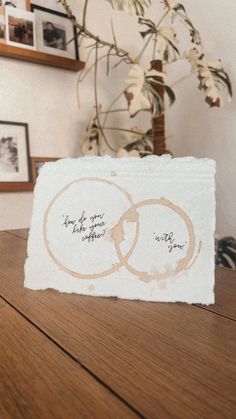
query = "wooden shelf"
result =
(0, 43, 85, 72)
(0, 182, 34, 192)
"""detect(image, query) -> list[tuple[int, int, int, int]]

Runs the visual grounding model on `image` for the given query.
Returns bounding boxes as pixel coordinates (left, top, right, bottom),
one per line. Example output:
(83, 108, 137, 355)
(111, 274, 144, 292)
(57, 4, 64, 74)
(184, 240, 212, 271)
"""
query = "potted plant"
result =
(59, 0, 232, 157)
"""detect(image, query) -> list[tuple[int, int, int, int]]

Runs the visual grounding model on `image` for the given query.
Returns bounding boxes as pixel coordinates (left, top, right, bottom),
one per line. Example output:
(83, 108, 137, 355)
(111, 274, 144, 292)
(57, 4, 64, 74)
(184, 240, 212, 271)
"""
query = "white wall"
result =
(165, 0, 236, 238)
(0, 0, 81, 230)
(0, 0, 235, 236)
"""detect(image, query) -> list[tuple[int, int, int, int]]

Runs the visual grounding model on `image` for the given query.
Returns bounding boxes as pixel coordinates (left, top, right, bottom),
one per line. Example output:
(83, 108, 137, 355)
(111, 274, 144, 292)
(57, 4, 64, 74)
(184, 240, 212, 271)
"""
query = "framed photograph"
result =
(31, 157, 59, 183)
(0, 0, 29, 10)
(0, 121, 32, 191)
(28, 0, 63, 13)
(31, 4, 79, 59)
(5, 6, 36, 50)
(0, 6, 5, 43)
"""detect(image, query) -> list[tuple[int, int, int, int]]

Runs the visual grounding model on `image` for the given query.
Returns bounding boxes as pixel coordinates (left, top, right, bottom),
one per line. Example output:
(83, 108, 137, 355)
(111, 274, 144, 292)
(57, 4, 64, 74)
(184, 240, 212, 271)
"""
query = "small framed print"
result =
(5, 6, 36, 50)
(0, 6, 5, 43)
(0, 121, 32, 191)
(31, 157, 59, 184)
(31, 4, 79, 59)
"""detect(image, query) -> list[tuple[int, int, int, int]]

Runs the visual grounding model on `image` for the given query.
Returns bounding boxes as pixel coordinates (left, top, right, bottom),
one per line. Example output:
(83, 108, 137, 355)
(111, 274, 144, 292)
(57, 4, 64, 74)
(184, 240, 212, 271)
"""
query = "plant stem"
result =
(58, 0, 134, 63)
(78, 51, 117, 83)
(152, 36, 157, 60)
(94, 43, 117, 153)
(103, 127, 145, 136)
(82, 0, 89, 28)
(100, 108, 128, 114)
(102, 90, 125, 128)
(171, 71, 195, 88)
(135, 9, 170, 63)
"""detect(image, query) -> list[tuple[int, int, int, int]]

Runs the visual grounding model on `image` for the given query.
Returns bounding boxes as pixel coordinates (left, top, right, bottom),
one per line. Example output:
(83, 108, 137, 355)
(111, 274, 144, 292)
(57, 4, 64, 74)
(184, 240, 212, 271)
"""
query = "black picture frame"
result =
(31, 3, 79, 60)
(0, 120, 33, 191)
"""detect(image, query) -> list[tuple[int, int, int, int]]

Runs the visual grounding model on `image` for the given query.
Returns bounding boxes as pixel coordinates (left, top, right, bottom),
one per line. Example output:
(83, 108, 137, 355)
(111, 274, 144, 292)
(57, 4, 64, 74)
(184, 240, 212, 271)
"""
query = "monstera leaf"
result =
(139, 17, 157, 38)
(162, 2, 202, 46)
(124, 64, 172, 117)
(186, 49, 232, 107)
(139, 19, 180, 63)
(156, 27, 179, 63)
(172, 4, 201, 45)
(105, 0, 151, 16)
(199, 63, 232, 107)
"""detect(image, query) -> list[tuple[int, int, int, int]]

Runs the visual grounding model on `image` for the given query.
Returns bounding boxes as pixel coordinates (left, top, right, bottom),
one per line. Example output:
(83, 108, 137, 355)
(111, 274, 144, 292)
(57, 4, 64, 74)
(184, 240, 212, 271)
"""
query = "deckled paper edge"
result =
(24, 155, 216, 305)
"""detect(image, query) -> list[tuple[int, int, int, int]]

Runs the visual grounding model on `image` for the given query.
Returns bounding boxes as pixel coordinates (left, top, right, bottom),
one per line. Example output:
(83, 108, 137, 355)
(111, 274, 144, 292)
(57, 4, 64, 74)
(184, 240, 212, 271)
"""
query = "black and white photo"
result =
(31, 4, 78, 59)
(0, 135, 18, 173)
(0, 121, 31, 189)
(43, 21, 66, 51)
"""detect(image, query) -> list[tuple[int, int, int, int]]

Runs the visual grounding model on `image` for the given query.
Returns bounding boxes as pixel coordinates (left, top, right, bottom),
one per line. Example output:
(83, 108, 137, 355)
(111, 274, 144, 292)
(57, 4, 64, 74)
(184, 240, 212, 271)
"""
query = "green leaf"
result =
(105, 0, 151, 16)
(138, 17, 156, 29)
(173, 3, 202, 45)
(151, 27, 180, 63)
(164, 85, 176, 106)
(167, 39, 179, 55)
(163, 48, 169, 62)
(139, 17, 157, 38)
(184, 17, 201, 45)
(173, 3, 187, 14)
(209, 68, 233, 97)
(140, 29, 154, 38)
(145, 83, 164, 116)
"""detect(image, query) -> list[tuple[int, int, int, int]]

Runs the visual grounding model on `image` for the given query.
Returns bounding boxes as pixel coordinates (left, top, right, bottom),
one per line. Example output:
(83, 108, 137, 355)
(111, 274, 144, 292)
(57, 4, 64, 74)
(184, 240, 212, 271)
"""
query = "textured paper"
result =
(24, 155, 216, 304)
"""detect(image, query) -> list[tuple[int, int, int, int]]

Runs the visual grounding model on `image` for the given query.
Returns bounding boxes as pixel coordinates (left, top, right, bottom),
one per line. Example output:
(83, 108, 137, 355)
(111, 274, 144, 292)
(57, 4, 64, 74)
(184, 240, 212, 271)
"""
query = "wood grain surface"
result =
(5, 229, 29, 240)
(0, 231, 236, 419)
(196, 267, 236, 320)
(0, 299, 137, 419)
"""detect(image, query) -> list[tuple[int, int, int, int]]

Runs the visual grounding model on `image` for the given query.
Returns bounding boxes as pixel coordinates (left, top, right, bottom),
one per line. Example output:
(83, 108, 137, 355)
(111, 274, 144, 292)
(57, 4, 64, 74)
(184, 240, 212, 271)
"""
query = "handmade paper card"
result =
(24, 156, 215, 304)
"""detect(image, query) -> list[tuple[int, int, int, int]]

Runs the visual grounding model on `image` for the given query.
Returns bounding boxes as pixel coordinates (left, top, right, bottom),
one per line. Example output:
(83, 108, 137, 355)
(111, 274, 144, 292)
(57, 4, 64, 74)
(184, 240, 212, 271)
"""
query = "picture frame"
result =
(31, 157, 59, 184)
(0, 6, 5, 44)
(0, 1, 30, 10)
(5, 6, 36, 50)
(0, 121, 33, 191)
(31, 4, 79, 60)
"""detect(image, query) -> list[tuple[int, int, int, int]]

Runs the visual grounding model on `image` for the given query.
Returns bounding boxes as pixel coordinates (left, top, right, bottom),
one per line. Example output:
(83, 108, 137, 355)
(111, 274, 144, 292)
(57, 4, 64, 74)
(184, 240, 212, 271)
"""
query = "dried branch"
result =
(171, 72, 195, 88)
(78, 51, 117, 84)
(103, 126, 147, 136)
(83, 0, 89, 28)
(102, 91, 126, 128)
(94, 42, 117, 152)
(58, 0, 135, 64)
(113, 56, 132, 69)
(135, 8, 170, 63)
(100, 108, 128, 114)
(152, 35, 157, 60)
(111, 19, 118, 50)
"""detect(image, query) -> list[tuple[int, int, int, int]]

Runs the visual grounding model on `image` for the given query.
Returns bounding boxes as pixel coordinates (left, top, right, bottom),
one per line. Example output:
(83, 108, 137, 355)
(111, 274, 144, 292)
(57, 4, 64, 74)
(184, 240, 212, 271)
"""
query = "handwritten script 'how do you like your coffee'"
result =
(61, 210, 188, 257)
(62, 211, 106, 243)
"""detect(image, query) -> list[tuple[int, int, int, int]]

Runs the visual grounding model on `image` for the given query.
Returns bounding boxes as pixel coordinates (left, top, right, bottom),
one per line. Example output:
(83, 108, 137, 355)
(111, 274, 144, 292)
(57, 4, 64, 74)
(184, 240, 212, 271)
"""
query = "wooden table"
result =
(0, 229, 235, 419)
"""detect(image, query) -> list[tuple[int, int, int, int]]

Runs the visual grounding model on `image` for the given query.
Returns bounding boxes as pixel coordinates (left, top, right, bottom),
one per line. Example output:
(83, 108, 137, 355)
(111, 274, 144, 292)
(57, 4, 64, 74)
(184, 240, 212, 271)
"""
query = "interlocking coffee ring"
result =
(43, 177, 139, 279)
(44, 179, 196, 281)
(112, 198, 196, 282)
